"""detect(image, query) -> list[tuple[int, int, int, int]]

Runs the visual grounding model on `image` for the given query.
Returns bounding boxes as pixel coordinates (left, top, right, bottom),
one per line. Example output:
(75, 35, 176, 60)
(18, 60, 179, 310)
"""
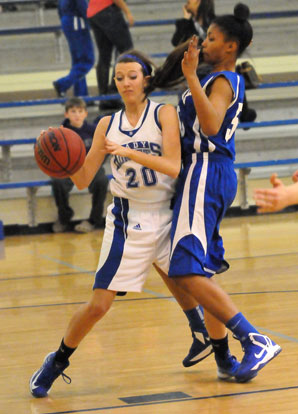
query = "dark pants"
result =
(51, 167, 109, 226)
(89, 5, 133, 95)
(55, 15, 95, 96)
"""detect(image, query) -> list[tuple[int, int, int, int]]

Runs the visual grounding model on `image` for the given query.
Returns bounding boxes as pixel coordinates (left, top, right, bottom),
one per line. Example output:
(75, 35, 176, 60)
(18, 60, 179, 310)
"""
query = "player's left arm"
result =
(104, 104, 181, 178)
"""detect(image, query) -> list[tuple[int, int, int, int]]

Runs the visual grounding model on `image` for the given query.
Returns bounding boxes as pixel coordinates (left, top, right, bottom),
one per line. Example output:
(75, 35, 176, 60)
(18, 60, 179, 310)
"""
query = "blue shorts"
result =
(169, 153, 237, 278)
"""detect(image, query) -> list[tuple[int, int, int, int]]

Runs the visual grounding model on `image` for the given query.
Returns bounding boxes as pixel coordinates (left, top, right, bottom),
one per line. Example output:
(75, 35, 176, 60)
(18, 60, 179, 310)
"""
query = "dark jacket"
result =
(62, 118, 95, 153)
(171, 18, 199, 46)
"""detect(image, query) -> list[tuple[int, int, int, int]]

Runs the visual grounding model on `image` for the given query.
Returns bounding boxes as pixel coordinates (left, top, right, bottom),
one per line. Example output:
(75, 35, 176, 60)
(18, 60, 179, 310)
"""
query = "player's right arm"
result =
(70, 116, 111, 190)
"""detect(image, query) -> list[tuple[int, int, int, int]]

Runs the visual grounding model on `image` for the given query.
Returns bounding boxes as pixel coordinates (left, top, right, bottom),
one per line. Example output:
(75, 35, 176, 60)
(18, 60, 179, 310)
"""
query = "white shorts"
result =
(93, 197, 172, 293)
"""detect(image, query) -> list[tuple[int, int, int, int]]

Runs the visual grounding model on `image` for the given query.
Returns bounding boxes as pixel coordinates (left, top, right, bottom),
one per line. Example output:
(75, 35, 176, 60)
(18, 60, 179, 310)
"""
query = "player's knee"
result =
(86, 301, 111, 320)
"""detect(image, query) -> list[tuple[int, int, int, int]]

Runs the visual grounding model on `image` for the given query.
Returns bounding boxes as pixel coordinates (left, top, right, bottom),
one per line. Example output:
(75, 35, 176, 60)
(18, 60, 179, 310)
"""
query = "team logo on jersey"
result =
(113, 141, 162, 170)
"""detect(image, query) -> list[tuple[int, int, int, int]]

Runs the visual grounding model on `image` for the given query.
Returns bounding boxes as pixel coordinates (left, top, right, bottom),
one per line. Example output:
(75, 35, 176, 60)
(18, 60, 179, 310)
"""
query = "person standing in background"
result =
(53, 0, 95, 99)
(171, 0, 215, 47)
(87, 0, 134, 111)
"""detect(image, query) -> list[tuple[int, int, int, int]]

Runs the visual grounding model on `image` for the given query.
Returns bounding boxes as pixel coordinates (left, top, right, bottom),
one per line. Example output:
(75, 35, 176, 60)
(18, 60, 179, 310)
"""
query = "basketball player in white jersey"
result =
(30, 47, 241, 398)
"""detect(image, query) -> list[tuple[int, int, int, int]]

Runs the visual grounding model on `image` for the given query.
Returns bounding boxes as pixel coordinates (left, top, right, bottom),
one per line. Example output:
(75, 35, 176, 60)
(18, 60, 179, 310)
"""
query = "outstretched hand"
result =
(292, 169, 298, 182)
(253, 173, 289, 213)
(181, 35, 200, 79)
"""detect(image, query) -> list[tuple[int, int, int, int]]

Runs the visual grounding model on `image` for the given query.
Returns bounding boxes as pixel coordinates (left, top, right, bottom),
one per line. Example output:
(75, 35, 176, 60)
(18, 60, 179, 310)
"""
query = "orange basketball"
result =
(34, 127, 86, 178)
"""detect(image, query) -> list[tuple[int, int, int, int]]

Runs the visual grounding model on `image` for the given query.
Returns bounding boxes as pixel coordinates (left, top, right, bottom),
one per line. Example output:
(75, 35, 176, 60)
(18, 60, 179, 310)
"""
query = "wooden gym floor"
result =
(1, 211, 298, 414)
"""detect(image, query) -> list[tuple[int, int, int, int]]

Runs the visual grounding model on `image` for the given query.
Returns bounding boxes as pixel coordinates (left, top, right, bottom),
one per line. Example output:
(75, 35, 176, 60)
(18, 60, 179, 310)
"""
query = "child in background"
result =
(52, 98, 108, 233)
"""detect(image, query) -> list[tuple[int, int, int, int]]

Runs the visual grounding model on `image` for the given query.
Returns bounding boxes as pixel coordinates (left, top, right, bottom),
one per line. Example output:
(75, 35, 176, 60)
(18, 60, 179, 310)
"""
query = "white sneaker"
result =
(74, 220, 95, 233)
(52, 221, 67, 233)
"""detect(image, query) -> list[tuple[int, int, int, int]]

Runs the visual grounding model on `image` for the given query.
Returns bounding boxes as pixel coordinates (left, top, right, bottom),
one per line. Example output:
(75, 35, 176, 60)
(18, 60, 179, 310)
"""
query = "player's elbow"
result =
(203, 125, 220, 136)
(201, 119, 222, 136)
(170, 164, 181, 179)
(71, 177, 87, 190)
(75, 183, 86, 190)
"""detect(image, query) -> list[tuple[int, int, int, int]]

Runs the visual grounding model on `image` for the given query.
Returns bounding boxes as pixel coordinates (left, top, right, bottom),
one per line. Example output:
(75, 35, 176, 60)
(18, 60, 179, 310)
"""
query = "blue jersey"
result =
(178, 71, 245, 161)
(169, 70, 243, 278)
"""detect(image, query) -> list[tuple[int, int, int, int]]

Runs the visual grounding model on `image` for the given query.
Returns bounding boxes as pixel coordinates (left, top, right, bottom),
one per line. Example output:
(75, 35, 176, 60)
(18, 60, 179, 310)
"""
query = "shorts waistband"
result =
(114, 197, 171, 210)
(183, 152, 234, 165)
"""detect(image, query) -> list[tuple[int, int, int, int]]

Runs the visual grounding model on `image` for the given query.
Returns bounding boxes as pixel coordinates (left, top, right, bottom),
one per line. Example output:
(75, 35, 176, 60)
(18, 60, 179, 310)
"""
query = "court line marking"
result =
(2, 254, 298, 344)
(41, 386, 298, 414)
(0, 271, 92, 282)
(1, 290, 298, 311)
(1, 248, 298, 282)
(1, 294, 298, 343)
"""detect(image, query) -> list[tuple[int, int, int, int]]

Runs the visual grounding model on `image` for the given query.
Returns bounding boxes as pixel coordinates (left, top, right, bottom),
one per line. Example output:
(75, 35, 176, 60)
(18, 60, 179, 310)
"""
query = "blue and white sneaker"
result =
(183, 330, 214, 367)
(235, 333, 282, 383)
(215, 352, 240, 380)
(30, 352, 71, 398)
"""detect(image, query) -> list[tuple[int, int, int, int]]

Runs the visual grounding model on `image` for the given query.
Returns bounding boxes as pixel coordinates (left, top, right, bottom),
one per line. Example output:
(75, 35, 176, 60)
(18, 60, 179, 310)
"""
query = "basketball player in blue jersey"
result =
(30, 46, 239, 398)
(168, 3, 281, 383)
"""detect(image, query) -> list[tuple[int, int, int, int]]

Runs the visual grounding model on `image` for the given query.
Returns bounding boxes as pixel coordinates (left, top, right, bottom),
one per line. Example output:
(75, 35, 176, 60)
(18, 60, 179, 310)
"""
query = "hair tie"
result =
(118, 54, 150, 75)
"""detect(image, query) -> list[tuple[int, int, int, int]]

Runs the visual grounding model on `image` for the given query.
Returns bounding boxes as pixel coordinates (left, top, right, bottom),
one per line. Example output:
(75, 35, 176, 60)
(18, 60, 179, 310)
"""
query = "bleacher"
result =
(1, 0, 298, 231)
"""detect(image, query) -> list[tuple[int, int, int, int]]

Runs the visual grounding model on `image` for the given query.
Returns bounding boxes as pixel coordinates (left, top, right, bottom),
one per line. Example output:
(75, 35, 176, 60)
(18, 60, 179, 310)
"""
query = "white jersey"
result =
(106, 99, 176, 204)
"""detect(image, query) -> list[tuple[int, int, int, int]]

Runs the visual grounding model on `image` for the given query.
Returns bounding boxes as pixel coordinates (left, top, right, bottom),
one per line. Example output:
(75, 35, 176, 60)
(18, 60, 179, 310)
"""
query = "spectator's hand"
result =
(292, 169, 298, 182)
(253, 173, 289, 213)
(126, 11, 134, 26)
(182, 35, 200, 79)
(183, 5, 192, 19)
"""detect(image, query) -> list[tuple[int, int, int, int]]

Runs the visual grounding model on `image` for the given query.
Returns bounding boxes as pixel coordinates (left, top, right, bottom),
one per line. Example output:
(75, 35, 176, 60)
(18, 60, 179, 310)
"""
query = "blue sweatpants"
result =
(55, 15, 95, 96)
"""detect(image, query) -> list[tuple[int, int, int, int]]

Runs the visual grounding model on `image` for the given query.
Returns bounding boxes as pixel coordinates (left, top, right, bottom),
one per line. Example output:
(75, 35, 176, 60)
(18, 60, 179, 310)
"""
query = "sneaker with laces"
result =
(235, 333, 282, 383)
(52, 221, 67, 233)
(216, 352, 240, 380)
(183, 330, 214, 367)
(30, 352, 71, 398)
(74, 220, 95, 233)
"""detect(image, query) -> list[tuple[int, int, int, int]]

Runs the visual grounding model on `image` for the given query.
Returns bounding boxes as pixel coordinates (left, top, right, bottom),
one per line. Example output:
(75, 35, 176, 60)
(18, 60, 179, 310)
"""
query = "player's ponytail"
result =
(145, 40, 190, 96)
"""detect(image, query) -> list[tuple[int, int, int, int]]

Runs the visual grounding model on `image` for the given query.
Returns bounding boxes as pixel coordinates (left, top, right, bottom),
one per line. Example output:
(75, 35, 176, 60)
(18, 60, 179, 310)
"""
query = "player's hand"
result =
(36, 130, 47, 141)
(37, 126, 56, 141)
(292, 169, 298, 182)
(181, 35, 200, 79)
(104, 138, 129, 157)
(253, 173, 288, 213)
